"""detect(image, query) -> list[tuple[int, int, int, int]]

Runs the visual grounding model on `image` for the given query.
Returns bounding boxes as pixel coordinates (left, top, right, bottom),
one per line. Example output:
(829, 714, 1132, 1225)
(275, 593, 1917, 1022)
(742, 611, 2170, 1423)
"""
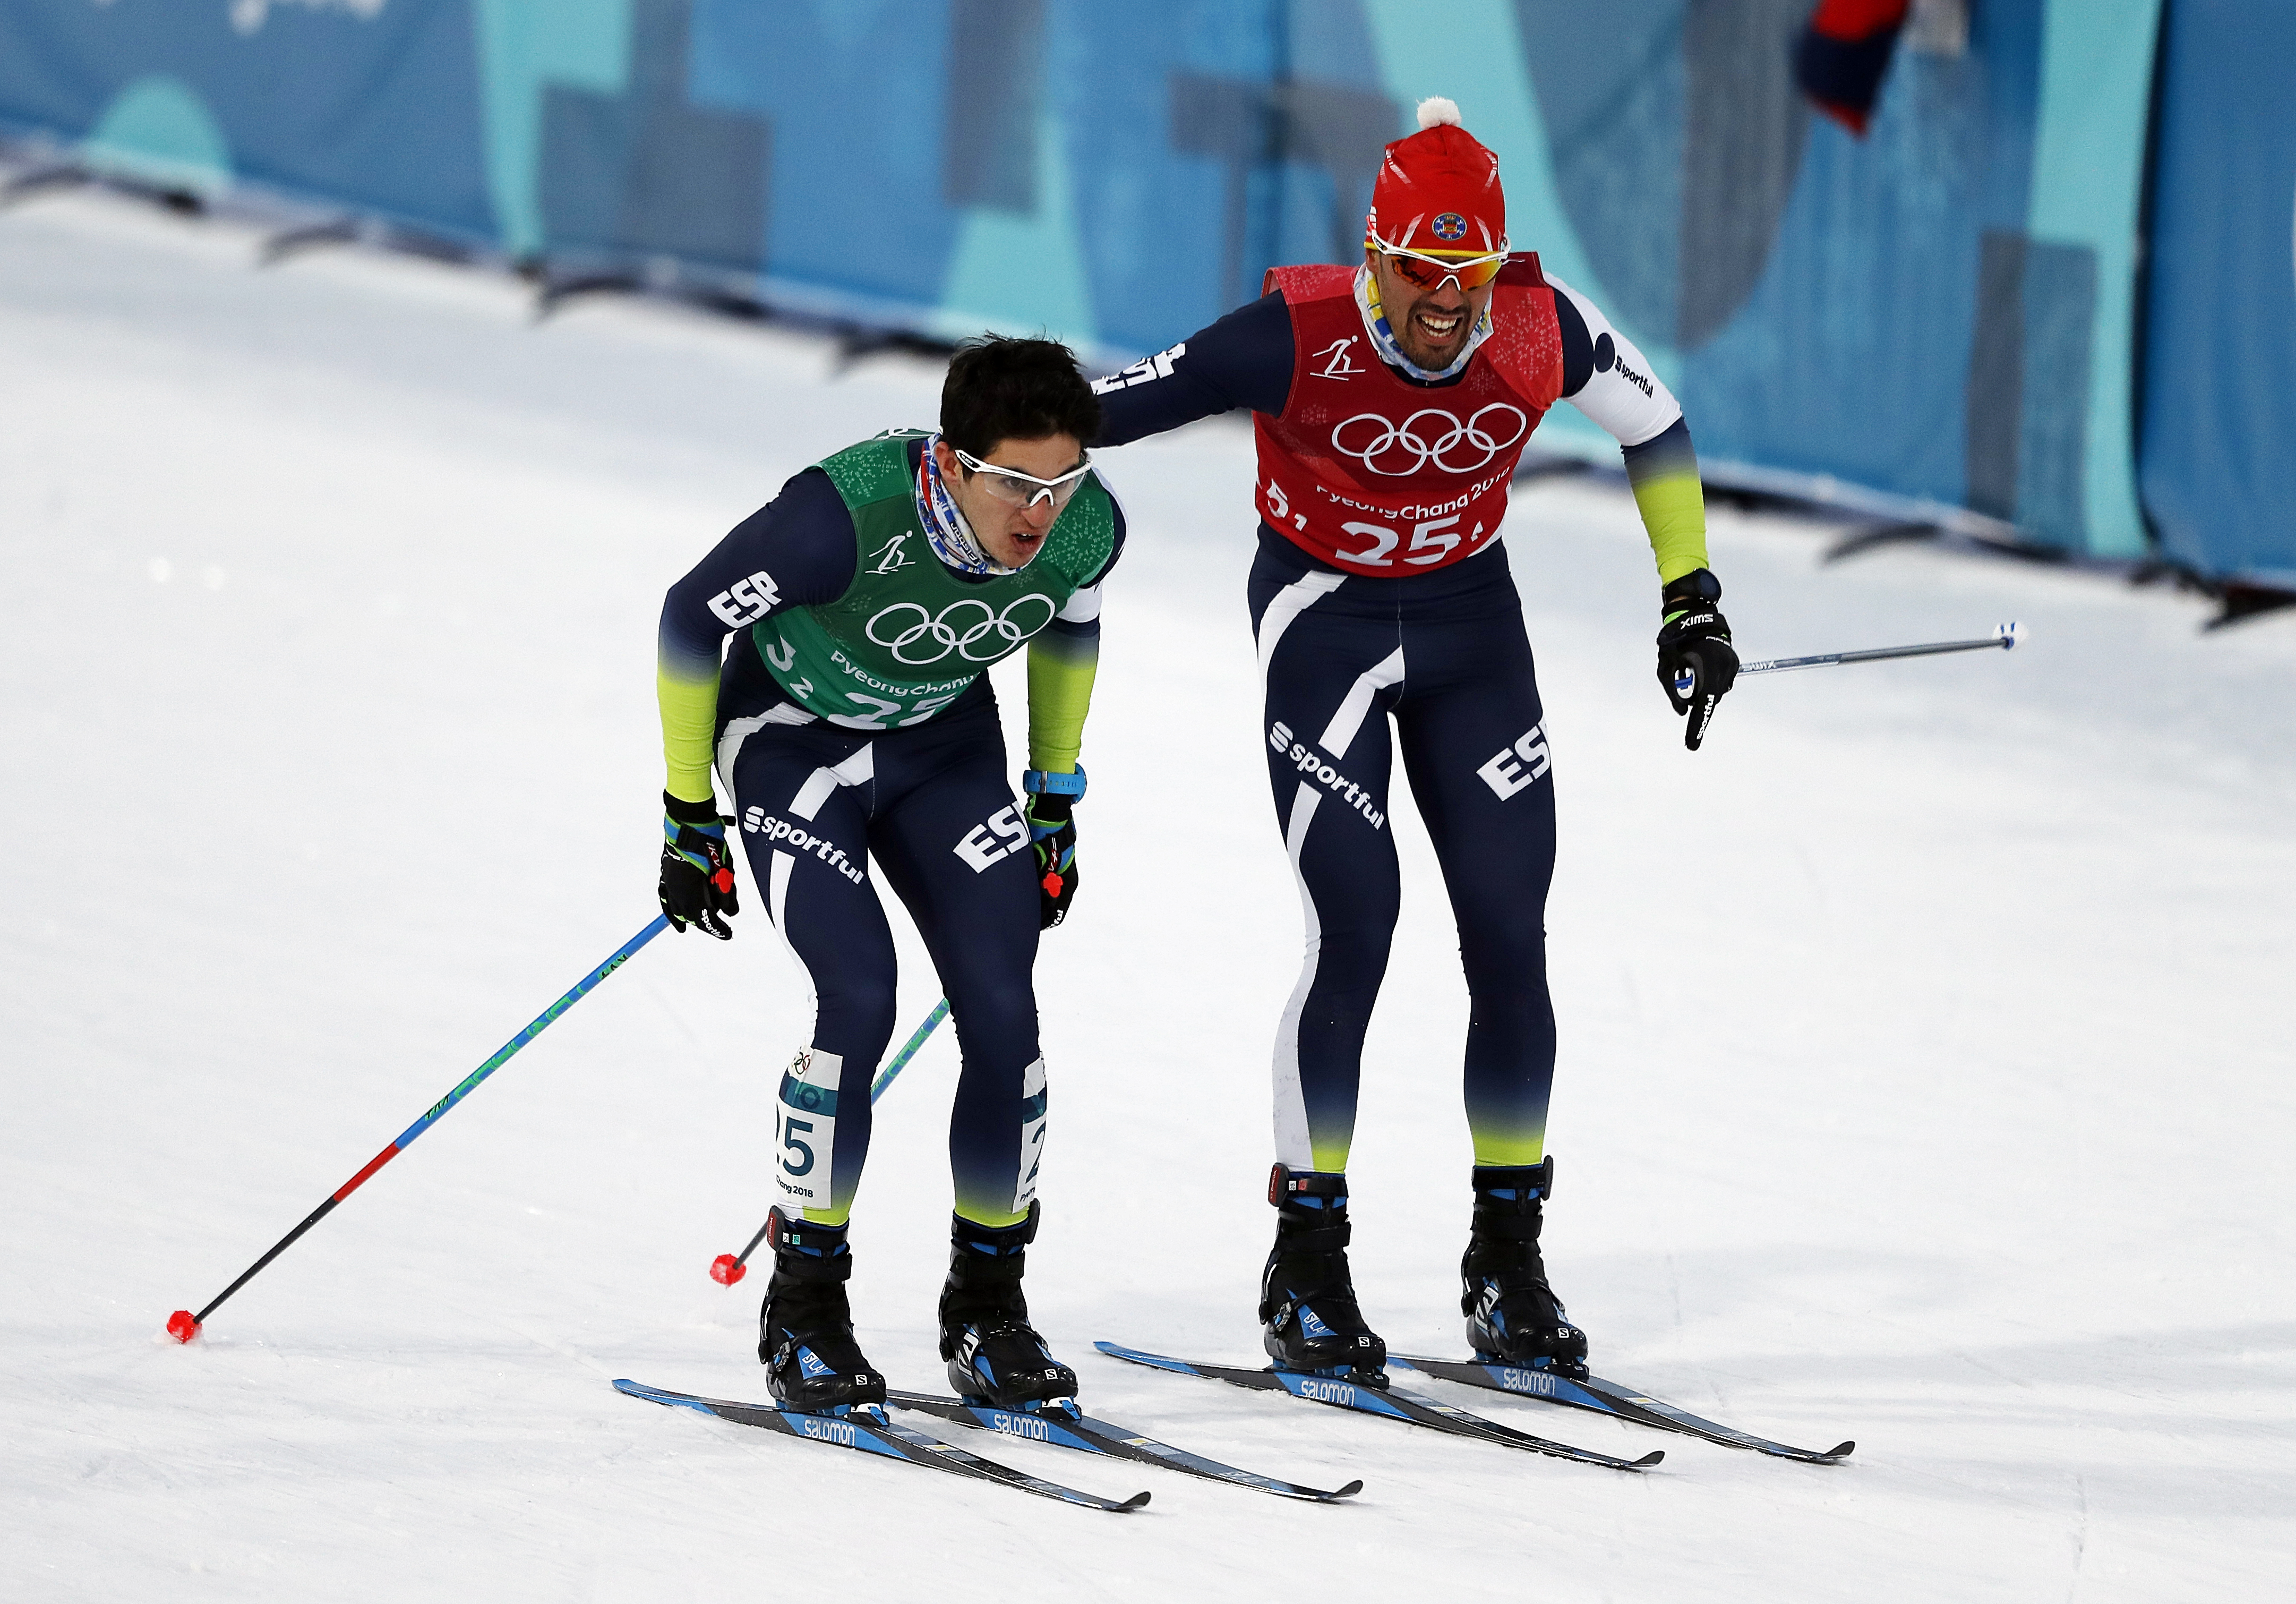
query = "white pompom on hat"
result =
(1416, 97, 1462, 130)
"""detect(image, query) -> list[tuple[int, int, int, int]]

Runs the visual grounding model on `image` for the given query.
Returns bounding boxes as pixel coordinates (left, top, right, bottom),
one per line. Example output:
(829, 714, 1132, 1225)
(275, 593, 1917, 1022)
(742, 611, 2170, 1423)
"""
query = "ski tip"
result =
(1094, 1339, 1169, 1364)
(1333, 1479, 1365, 1499)
(1120, 1489, 1152, 1510)
(1632, 1450, 1666, 1468)
(708, 1252, 747, 1286)
(1825, 1440, 1856, 1460)
(165, 1310, 201, 1344)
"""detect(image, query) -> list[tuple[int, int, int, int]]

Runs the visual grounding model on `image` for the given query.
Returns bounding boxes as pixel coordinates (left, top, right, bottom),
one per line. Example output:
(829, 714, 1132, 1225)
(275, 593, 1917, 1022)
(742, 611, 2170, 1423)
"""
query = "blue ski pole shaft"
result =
(871, 997, 950, 1102)
(716, 998, 950, 1281)
(169, 916, 671, 1342)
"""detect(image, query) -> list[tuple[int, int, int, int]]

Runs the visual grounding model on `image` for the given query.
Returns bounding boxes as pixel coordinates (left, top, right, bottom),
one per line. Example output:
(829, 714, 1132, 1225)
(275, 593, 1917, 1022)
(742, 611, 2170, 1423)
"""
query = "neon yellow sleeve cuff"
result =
(1621, 421, 1711, 584)
(657, 659, 721, 805)
(1026, 631, 1099, 775)
(1634, 470, 1712, 585)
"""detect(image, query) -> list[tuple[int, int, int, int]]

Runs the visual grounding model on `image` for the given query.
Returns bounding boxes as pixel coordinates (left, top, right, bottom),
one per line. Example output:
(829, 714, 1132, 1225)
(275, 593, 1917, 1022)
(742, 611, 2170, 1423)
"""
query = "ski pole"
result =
(709, 996, 951, 1286)
(1735, 620, 2023, 677)
(167, 915, 671, 1343)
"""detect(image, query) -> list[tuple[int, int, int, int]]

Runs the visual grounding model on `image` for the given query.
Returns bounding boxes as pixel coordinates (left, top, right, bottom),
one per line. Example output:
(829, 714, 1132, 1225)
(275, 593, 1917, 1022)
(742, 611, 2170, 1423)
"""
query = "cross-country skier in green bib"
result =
(653, 337, 1121, 1414)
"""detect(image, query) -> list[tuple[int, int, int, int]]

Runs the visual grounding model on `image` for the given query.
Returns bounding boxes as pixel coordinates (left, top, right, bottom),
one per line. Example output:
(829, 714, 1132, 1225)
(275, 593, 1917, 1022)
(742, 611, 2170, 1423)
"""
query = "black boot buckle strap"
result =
(1275, 1218, 1351, 1253)
(1470, 1209, 1545, 1243)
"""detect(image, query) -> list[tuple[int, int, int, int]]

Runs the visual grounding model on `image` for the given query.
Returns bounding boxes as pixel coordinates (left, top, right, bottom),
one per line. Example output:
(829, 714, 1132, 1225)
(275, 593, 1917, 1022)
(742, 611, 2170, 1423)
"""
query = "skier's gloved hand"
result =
(1021, 767, 1084, 931)
(1655, 569, 1738, 752)
(659, 790, 740, 938)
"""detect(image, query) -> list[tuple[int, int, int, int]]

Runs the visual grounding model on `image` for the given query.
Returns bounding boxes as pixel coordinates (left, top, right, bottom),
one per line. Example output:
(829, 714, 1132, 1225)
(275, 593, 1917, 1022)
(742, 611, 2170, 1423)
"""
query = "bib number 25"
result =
(1334, 513, 1474, 568)
(832, 688, 962, 731)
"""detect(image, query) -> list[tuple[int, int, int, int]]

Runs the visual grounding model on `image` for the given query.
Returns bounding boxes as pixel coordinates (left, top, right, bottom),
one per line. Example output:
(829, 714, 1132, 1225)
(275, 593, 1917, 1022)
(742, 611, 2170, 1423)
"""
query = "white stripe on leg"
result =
(1271, 782, 1325, 1168)
(1255, 570, 1346, 689)
(1317, 646, 1406, 757)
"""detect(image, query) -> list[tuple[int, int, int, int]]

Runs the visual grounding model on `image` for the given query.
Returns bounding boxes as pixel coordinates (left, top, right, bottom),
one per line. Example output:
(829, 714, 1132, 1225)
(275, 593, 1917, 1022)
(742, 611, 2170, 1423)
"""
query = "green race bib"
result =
(752, 432, 1115, 730)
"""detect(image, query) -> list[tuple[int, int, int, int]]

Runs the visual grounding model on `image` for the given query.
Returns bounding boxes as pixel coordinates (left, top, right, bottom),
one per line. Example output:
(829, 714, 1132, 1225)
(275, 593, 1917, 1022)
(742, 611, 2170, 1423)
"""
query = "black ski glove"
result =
(659, 790, 739, 938)
(1655, 568, 1738, 752)
(1021, 769, 1083, 931)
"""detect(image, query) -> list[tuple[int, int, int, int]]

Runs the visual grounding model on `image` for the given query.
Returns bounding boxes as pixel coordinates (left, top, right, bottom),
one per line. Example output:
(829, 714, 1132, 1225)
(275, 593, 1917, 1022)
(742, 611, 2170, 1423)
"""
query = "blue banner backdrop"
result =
(2, 0, 2282, 582)
(2137, 0, 2296, 590)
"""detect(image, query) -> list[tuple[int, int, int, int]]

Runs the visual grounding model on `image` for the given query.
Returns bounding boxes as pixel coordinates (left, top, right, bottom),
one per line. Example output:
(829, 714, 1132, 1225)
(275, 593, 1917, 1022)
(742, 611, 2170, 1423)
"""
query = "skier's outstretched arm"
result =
(1090, 292, 1297, 445)
(1549, 278, 1739, 750)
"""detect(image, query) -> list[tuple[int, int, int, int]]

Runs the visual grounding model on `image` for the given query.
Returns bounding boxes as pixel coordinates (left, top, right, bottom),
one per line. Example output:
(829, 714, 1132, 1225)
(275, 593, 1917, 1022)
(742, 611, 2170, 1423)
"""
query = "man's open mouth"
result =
(1415, 308, 1465, 343)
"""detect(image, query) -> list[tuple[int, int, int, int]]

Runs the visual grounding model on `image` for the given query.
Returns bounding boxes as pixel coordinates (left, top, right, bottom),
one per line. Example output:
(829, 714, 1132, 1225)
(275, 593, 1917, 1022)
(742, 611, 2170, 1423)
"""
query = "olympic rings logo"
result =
(865, 594, 1057, 664)
(1330, 404, 1529, 476)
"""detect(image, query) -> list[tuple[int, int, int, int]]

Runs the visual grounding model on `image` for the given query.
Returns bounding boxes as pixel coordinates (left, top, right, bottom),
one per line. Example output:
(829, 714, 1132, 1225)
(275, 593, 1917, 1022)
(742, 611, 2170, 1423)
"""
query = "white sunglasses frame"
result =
(953, 447, 1093, 509)
(1366, 230, 1512, 293)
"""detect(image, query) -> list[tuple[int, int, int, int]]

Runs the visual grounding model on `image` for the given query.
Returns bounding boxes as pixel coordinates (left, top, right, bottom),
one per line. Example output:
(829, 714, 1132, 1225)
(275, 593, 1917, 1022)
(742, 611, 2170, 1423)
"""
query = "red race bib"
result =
(1254, 258, 1562, 575)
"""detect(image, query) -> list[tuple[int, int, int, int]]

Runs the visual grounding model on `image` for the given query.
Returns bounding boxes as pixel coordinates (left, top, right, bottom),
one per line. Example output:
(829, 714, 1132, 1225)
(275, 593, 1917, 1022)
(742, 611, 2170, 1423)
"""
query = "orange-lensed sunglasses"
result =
(1368, 233, 1510, 292)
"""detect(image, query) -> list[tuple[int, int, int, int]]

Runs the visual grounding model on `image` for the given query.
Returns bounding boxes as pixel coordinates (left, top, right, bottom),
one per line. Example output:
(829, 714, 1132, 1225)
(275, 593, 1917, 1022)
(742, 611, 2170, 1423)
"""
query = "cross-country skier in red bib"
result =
(1092, 98, 1736, 1384)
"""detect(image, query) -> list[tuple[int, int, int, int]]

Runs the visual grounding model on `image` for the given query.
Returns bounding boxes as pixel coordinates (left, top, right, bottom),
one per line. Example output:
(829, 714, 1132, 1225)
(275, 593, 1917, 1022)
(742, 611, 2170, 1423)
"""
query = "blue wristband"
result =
(1021, 765, 1087, 799)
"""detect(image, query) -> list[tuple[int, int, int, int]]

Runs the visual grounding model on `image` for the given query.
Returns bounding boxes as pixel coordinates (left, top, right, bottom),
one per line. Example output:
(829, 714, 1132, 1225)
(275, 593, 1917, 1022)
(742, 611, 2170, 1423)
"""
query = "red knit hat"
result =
(1367, 98, 1507, 255)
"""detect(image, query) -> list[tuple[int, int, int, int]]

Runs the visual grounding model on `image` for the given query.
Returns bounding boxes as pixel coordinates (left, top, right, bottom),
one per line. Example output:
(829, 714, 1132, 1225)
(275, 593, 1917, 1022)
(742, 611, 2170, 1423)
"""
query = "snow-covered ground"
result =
(3, 190, 2292, 1603)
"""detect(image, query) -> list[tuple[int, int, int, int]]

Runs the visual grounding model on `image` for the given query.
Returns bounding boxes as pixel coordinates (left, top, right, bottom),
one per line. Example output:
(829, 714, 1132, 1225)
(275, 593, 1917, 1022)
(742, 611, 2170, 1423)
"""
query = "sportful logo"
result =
(1331, 405, 1530, 476)
(707, 568, 781, 627)
(1271, 720, 1385, 828)
(1312, 337, 1362, 378)
(742, 806, 865, 884)
(866, 595, 1056, 664)
(866, 532, 915, 574)
(1594, 334, 1652, 398)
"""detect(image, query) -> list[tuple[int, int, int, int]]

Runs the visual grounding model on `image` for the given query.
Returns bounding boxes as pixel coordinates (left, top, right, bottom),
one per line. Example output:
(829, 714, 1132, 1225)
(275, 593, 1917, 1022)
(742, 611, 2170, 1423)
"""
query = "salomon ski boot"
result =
(757, 1208, 886, 1412)
(937, 1204, 1079, 1411)
(1260, 1166, 1387, 1382)
(1460, 1158, 1588, 1378)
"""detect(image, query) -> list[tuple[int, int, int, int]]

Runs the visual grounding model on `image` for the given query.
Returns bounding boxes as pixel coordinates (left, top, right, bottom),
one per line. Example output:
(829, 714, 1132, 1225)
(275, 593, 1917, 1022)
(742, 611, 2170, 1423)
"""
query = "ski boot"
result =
(937, 1203, 1080, 1411)
(1260, 1166, 1387, 1382)
(757, 1208, 886, 1413)
(1460, 1158, 1589, 1378)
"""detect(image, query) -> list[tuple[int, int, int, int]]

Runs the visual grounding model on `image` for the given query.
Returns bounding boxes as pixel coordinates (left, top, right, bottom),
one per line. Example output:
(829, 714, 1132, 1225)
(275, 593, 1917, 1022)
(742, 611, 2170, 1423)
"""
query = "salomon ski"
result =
(887, 1389, 1362, 1503)
(613, 1379, 1150, 1511)
(1387, 1354, 1853, 1463)
(1093, 1343, 1659, 1471)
